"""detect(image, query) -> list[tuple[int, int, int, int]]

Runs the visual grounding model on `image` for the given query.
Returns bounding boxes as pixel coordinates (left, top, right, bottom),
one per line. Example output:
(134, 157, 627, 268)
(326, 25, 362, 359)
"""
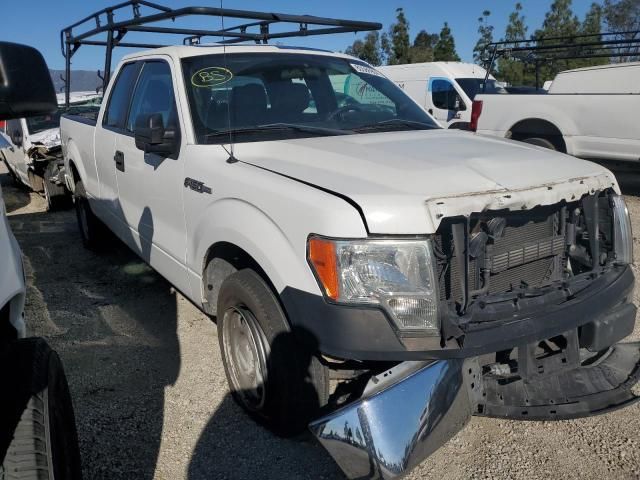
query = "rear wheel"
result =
(0, 338, 82, 480)
(217, 269, 329, 436)
(43, 164, 66, 212)
(74, 180, 105, 251)
(522, 137, 558, 151)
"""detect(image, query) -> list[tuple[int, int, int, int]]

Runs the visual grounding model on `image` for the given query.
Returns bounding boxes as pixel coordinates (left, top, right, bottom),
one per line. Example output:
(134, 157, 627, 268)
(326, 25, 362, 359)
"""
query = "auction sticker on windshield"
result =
(191, 67, 233, 87)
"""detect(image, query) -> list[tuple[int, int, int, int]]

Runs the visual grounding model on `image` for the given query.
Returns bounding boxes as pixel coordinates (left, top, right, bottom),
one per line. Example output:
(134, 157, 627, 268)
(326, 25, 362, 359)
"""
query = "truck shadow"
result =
(8, 201, 180, 480)
(9, 198, 342, 479)
(187, 327, 343, 480)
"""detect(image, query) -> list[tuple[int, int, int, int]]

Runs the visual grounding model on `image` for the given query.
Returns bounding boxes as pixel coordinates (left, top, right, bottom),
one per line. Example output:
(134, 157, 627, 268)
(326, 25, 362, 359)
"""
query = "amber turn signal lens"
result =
(308, 238, 339, 300)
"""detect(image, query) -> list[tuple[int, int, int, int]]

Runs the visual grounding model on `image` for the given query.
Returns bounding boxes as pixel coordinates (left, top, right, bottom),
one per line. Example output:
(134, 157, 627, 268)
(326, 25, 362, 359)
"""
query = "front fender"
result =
(188, 198, 316, 298)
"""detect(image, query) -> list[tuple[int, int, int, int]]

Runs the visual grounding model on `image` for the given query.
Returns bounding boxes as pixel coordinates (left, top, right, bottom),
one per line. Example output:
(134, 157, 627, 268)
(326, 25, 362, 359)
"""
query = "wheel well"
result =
(508, 118, 566, 152)
(202, 242, 276, 317)
(68, 161, 81, 185)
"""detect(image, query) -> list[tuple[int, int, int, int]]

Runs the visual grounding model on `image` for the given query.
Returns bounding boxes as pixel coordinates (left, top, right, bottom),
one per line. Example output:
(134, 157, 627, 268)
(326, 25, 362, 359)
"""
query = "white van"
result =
(378, 62, 506, 129)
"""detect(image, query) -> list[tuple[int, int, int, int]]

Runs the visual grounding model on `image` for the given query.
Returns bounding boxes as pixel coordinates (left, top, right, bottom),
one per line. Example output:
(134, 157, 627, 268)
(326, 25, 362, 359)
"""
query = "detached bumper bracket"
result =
(478, 342, 640, 420)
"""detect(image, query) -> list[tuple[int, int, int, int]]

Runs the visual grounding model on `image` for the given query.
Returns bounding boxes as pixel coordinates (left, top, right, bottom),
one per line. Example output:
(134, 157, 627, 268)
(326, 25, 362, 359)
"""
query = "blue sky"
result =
(4, 0, 597, 71)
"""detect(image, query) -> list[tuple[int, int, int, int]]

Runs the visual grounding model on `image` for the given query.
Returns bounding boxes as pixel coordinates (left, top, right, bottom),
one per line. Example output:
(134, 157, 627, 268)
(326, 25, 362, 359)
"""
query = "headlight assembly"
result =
(612, 195, 633, 264)
(308, 237, 440, 333)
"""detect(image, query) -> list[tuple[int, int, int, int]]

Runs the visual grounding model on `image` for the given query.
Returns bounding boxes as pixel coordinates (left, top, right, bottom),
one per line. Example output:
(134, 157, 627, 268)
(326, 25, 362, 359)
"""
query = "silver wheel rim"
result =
(222, 306, 268, 411)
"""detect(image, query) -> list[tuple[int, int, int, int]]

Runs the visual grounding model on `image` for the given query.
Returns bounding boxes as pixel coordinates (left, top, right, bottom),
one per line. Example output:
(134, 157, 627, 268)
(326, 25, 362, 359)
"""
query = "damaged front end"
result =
(311, 189, 640, 479)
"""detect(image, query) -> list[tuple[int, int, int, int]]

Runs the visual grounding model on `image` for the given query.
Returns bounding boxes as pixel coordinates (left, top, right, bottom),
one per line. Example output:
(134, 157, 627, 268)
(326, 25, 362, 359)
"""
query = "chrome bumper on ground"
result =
(309, 360, 476, 480)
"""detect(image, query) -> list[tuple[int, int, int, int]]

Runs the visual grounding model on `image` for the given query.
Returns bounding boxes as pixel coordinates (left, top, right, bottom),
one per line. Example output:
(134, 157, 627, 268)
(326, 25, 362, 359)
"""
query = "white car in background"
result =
(378, 62, 506, 129)
(473, 62, 640, 161)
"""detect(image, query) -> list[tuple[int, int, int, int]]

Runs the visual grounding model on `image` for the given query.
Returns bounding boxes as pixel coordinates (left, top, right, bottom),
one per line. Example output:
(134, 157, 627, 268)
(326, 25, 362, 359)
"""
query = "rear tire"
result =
(0, 338, 82, 480)
(43, 164, 66, 212)
(522, 137, 558, 151)
(217, 269, 329, 437)
(74, 180, 105, 251)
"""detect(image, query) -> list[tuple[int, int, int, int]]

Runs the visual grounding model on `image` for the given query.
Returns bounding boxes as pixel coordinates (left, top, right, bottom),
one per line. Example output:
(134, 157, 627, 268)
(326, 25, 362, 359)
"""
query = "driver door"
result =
(114, 59, 189, 294)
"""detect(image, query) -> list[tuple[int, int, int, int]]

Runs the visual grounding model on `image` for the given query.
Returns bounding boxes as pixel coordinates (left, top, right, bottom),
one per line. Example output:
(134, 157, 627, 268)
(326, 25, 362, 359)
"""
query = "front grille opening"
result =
(434, 190, 616, 313)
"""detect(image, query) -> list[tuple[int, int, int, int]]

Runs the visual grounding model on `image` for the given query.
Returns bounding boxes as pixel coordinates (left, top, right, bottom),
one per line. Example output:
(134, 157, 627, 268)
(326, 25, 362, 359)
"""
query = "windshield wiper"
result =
(353, 118, 439, 133)
(203, 123, 351, 141)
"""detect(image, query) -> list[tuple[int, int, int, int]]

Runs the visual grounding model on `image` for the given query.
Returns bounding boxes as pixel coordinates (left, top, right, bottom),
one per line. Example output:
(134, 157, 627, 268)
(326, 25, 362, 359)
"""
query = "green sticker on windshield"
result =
(191, 67, 233, 87)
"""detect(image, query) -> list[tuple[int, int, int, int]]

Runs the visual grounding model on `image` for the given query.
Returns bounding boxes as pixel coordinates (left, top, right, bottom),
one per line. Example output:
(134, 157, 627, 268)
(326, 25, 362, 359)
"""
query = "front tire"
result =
(217, 269, 329, 436)
(0, 338, 82, 480)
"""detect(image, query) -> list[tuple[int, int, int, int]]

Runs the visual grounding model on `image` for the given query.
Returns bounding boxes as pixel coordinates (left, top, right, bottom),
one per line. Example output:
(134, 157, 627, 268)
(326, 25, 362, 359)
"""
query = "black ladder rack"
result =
(480, 30, 640, 89)
(60, 1, 382, 106)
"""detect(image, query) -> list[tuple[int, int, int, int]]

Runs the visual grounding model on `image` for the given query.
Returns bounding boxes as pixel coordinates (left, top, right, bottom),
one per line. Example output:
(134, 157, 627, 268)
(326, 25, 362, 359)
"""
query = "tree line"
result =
(345, 0, 639, 85)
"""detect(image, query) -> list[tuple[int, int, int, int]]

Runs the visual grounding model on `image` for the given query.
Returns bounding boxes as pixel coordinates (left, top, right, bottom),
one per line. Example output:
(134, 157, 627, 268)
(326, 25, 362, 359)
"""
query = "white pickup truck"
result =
(60, 45, 640, 479)
(473, 62, 640, 162)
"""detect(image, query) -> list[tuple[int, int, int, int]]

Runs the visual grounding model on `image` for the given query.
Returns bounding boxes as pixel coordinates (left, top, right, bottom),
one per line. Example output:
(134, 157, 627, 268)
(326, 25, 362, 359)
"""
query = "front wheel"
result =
(0, 338, 82, 480)
(217, 269, 329, 436)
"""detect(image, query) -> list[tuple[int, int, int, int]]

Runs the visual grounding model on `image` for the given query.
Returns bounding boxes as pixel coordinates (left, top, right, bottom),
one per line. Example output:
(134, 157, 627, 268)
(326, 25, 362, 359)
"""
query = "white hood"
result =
(29, 128, 61, 149)
(234, 130, 617, 233)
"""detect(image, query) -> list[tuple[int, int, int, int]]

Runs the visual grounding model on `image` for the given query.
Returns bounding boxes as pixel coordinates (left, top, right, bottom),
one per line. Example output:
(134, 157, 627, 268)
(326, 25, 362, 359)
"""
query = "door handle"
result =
(114, 150, 125, 172)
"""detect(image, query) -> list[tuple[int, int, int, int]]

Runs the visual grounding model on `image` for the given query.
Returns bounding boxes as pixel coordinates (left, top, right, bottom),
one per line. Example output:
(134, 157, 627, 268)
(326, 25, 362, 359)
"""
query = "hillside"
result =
(49, 69, 103, 93)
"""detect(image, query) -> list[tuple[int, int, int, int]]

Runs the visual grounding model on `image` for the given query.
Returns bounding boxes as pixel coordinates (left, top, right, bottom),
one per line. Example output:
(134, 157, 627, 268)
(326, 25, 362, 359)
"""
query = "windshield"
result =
(25, 111, 62, 135)
(182, 53, 439, 144)
(455, 78, 507, 100)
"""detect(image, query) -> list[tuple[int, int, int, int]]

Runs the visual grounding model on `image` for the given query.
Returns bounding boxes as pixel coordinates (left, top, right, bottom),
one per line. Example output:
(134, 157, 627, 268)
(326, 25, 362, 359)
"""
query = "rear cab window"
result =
(102, 62, 140, 130)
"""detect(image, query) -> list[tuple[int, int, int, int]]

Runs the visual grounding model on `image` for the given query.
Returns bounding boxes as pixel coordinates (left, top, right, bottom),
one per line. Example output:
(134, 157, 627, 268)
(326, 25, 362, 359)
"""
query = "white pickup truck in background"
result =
(473, 62, 640, 162)
(379, 62, 506, 129)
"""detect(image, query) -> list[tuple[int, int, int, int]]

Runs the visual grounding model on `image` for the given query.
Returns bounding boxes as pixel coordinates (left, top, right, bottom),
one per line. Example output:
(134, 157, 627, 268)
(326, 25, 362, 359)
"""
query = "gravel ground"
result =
(2, 161, 640, 480)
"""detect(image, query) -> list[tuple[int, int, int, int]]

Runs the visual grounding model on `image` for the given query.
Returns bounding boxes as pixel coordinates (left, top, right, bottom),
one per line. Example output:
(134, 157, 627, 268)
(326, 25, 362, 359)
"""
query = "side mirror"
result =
(0, 42, 57, 120)
(134, 113, 179, 156)
(455, 96, 467, 112)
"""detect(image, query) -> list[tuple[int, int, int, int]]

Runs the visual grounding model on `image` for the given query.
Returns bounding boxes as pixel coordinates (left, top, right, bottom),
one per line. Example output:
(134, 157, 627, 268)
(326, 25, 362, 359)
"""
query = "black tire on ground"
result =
(73, 180, 105, 251)
(217, 269, 329, 437)
(522, 137, 558, 151)
(43, 164, 67, 212)
(0, 338, 82, 480)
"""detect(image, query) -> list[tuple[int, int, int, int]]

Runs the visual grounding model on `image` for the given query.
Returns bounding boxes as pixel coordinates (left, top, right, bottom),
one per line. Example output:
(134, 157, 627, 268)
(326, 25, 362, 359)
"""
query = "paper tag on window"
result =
(350, 63, 385, 78)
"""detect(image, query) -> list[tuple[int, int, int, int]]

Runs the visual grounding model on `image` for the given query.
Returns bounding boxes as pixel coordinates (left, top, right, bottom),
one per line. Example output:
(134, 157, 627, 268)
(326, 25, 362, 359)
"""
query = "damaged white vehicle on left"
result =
(1, 113, 69, 210)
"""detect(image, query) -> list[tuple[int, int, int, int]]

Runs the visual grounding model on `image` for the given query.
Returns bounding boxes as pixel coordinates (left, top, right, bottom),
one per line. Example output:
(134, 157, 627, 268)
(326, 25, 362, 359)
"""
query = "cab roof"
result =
(121, 44, 354, 62)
